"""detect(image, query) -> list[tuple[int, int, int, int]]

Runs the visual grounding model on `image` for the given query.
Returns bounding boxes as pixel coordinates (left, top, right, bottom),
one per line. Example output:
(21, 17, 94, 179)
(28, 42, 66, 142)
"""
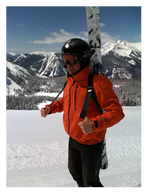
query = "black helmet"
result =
(61, 38, 95, 68)
(61, 38, 92, 56)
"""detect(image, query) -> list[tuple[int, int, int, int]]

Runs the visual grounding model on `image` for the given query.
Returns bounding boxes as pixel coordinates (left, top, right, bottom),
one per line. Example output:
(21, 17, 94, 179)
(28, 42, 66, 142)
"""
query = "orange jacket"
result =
(48, 67, 125, 145)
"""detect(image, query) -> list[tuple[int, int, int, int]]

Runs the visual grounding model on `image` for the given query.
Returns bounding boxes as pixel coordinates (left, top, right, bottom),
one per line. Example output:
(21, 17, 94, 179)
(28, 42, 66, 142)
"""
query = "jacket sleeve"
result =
(91, 75, 125, 131)
(46, 97, 64, 114)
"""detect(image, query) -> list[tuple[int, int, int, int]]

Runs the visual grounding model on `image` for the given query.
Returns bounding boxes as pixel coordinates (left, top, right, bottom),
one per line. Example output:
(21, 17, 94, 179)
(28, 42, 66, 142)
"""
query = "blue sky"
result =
(6, 6, 141, 54)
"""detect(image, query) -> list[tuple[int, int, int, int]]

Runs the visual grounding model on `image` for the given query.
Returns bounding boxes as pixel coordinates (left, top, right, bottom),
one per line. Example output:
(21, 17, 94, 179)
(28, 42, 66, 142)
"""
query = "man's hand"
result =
(78, 117, 94, 134)
(41, 106, 51, 118)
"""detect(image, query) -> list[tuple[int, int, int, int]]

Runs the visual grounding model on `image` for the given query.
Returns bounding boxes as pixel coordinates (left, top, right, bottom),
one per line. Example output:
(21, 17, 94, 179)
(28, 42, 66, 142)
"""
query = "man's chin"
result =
(68, 69, 75, 75)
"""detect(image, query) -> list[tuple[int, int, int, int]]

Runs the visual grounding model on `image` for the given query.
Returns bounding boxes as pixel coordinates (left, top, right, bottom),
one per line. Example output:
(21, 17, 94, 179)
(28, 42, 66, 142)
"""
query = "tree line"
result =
(6, 76, 141, 110)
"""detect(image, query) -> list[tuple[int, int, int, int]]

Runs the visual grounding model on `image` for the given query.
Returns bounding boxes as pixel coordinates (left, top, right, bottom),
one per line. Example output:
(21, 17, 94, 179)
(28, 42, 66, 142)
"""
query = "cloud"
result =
(101, 32, 117, 44)
(29, 29, 117, 46)
(100, 23, 106, 28)
(29, 29, 88, 44)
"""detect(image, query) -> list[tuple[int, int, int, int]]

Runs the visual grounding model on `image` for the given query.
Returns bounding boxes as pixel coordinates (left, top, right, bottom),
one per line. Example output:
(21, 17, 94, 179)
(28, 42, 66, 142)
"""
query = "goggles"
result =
(62, 54, 81, 66)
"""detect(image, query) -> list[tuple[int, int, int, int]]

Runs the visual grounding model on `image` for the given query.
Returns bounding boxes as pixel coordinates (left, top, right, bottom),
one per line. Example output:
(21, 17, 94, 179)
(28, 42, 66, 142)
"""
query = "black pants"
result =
(68, 137, 104, 187)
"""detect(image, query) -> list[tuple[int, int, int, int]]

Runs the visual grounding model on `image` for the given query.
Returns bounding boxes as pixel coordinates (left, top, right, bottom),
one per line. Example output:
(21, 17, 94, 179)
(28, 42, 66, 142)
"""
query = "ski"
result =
(101, 138, 108, 169)
(86, 6, 108, 170)
(86, 6, 104, 75)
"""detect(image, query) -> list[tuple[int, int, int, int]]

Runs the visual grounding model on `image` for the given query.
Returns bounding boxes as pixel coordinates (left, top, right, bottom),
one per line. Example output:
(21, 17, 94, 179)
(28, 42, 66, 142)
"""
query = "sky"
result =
(6, 6, 141, 54)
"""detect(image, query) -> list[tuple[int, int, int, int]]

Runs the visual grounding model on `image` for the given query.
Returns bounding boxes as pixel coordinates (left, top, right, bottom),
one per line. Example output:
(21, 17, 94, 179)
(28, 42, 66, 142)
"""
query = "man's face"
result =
(67, 62, 81, 75)
(62, 54, 81, 75)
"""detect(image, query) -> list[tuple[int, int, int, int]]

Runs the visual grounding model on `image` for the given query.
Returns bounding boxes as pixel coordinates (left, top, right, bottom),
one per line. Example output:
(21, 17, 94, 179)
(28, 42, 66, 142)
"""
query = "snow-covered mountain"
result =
(14, 52, 67, 77)
(7, 40, 141, 80)
(7, 61, 30, 77)
(101, 40, 141, 79)
(102, 40, 141, 57)
(6, 61, 31, 95)
(7, 53, 20, 62)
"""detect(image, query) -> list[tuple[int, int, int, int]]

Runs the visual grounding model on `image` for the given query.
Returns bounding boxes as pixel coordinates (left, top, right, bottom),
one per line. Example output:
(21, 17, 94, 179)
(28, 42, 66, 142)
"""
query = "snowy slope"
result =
(6, 61, 31, 95)
(6, 107, 141, 187)
(101, 40, 141, 79)
(128, 42, 141, 52)
(101, 40, 141, 58)
(36, 52, 67, 77)
(6, 77, 22, 96)
(6, 61, 30, 77)
(14, 52, 67, 77)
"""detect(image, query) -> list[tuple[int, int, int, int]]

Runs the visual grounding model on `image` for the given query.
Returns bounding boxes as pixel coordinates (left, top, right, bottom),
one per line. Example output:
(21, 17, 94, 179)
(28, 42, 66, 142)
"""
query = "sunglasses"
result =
(62, 54, 81, 66)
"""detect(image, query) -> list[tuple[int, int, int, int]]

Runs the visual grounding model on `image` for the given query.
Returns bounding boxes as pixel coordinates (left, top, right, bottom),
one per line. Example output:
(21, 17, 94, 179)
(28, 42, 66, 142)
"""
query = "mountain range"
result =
(101, 40, 141, 79)
(7, 40, 141, 80)
(10, 52, 67, 77)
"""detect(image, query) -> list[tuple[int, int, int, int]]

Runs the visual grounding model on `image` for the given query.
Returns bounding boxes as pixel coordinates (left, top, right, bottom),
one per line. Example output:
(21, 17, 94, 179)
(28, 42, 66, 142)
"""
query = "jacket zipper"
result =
(74, 85, 78, 110)
(68, 79, 75, 135)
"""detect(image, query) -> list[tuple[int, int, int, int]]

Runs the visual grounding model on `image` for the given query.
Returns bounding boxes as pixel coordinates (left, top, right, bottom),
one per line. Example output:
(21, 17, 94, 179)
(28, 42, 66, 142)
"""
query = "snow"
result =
(128, 59, 136, 65)
(14, 54, 27, 62)
(128, 42, 141, 52)
(6, 61, 30, 96)
(28, 51, 67, 77)
(101, 40, 141, 57)
(6, 61, 30, 77)
(34, 92, 63, 98)
(40, 53, 57, 76)
(113, 83, 122, 88)
(6, 107, 141, 187)
(8, 52, 16, 56)
(29, 51, 56, 56)
(110, 67, 132, 79)
(6, 77, 22, 96)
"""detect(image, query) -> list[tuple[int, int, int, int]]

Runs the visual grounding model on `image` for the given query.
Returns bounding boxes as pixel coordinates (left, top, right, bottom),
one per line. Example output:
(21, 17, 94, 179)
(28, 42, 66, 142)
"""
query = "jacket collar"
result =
(68, 67, 90, 87)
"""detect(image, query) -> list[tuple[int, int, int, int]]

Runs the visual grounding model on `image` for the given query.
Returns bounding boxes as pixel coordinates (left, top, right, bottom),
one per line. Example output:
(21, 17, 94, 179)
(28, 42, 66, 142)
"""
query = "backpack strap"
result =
(91, 89, 104, 114)
(79, 73, 103, 119)
(79, 73, 94, 119)
(50, 81, 68, 106)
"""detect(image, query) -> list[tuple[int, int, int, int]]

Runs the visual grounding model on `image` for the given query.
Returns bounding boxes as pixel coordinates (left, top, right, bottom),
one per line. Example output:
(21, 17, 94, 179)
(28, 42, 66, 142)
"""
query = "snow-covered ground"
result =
(6, 107, 141, 187)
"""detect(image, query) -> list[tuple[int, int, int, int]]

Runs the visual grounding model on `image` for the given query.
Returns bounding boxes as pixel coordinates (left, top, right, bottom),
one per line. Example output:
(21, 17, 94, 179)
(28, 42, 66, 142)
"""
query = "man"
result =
(41, 38, 125, 187)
